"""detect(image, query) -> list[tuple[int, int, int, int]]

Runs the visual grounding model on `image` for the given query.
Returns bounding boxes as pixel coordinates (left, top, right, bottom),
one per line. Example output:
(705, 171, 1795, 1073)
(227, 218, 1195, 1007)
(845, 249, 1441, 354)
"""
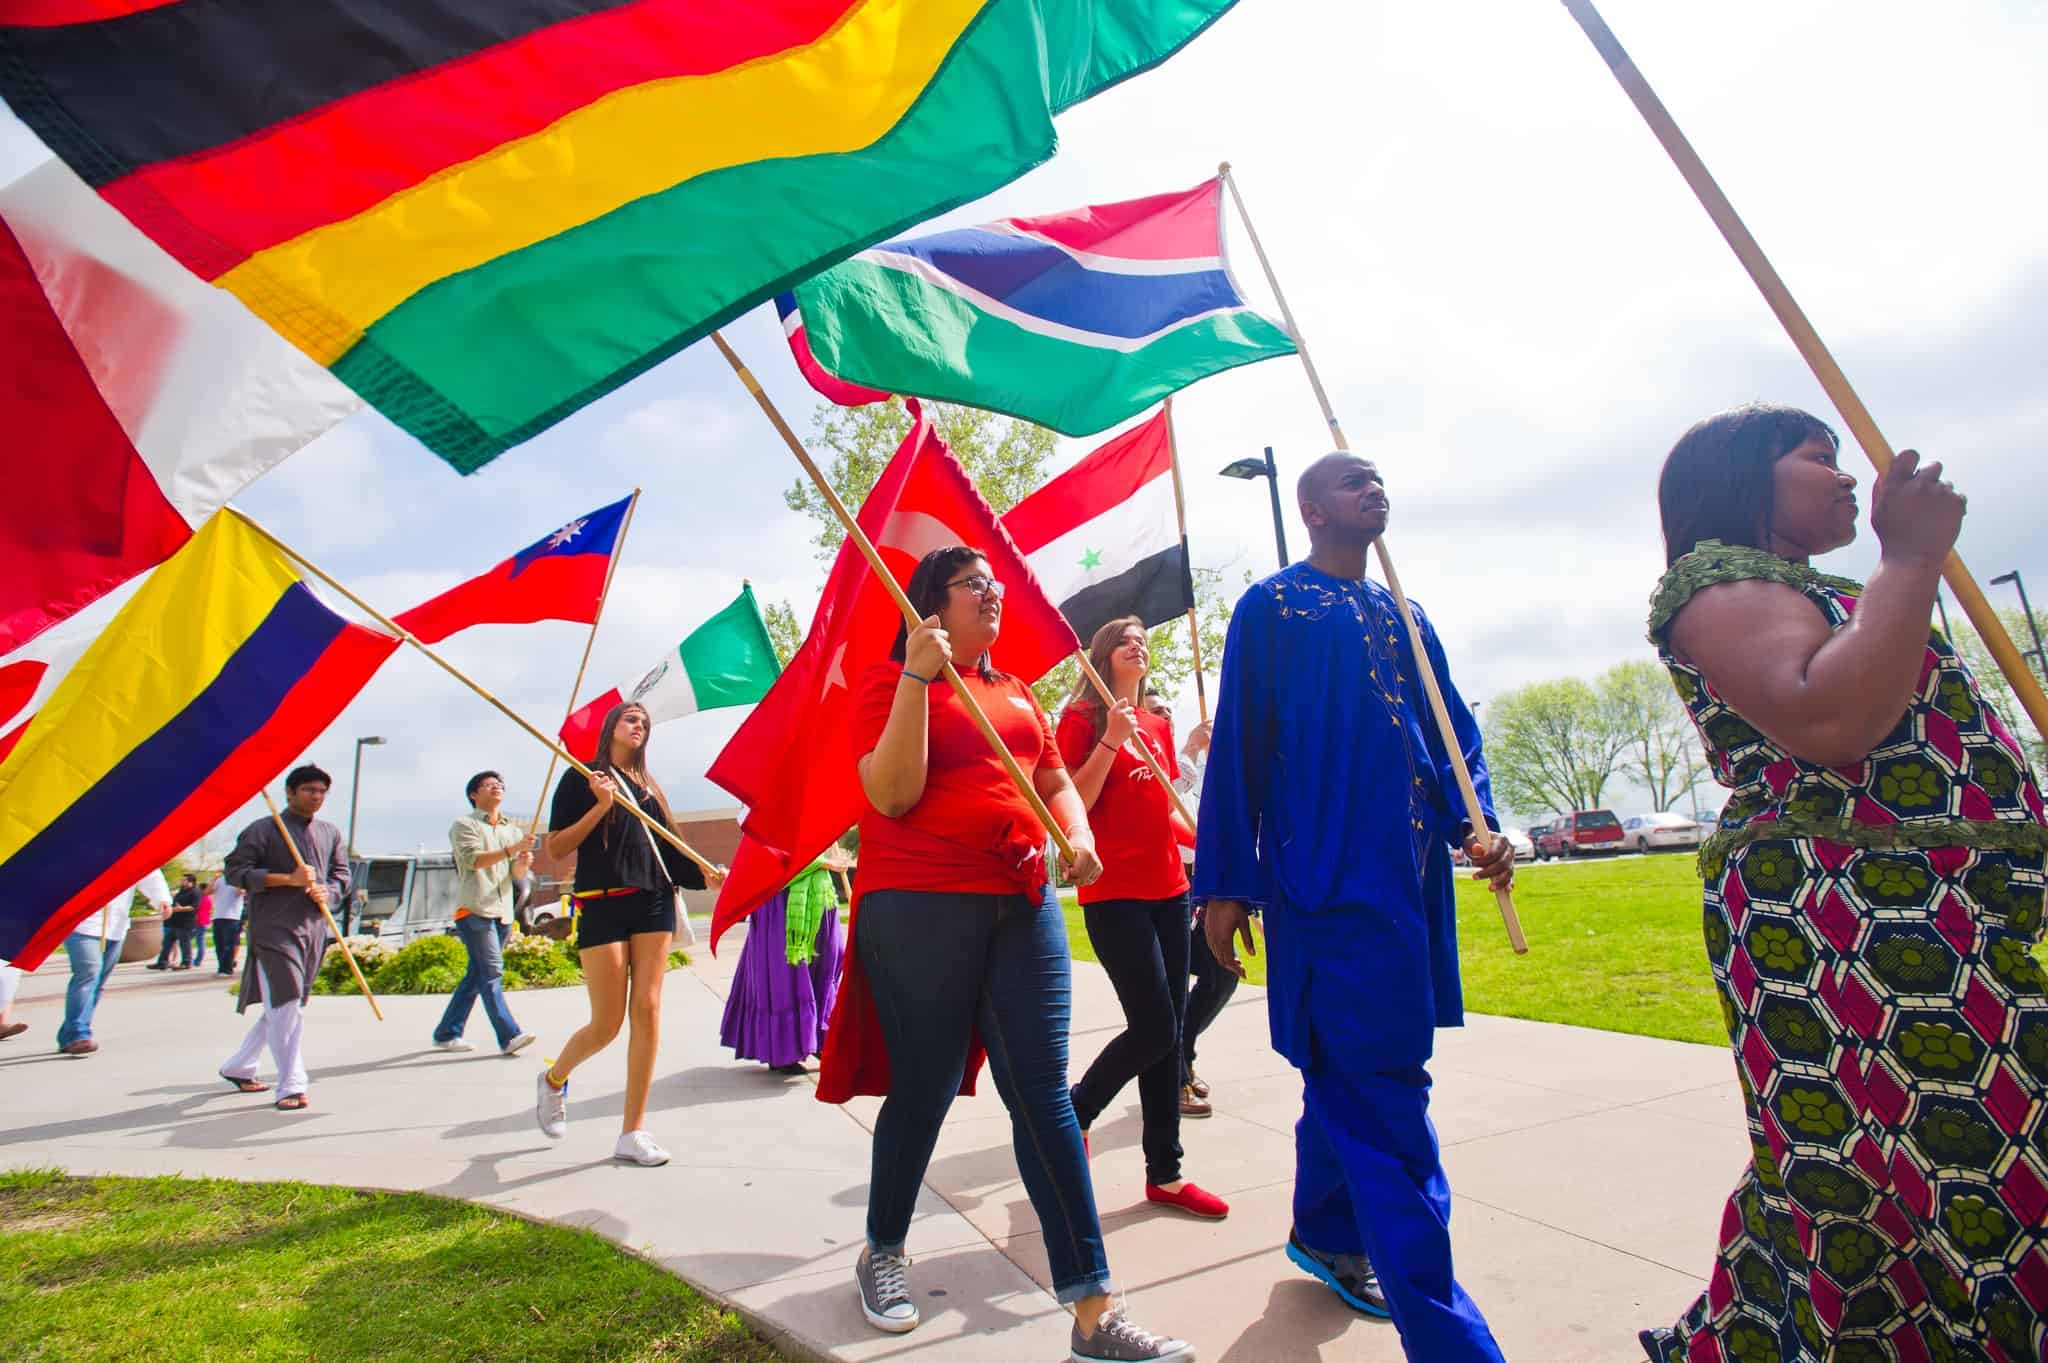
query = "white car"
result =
(1621, 812, 1704, 854)
(1505, 828, 1536, 862)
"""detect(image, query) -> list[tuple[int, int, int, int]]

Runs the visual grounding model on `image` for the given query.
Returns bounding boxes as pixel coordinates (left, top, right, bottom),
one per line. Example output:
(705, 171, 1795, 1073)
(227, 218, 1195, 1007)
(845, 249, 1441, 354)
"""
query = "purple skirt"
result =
(718, 889, 843, 1067)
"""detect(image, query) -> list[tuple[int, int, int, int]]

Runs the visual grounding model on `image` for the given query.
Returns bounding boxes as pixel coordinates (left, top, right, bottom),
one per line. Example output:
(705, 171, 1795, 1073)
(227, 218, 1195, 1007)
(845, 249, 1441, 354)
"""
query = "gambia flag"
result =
(1002, 409, 1191, 642)
(0, 0, 1243, 474)
(791, 177, 1297, 435)
(559, 585, 780, 762)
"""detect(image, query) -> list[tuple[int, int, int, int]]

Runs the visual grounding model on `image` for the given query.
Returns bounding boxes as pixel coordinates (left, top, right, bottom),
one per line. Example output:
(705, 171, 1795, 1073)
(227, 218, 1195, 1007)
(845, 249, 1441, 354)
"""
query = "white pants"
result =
(0, 961, 19, 1013)
(221, 968, 307, 1097)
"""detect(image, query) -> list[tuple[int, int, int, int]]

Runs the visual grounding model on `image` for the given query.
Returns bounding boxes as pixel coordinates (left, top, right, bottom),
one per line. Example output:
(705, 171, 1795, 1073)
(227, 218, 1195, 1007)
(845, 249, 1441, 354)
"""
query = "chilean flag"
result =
(392, 496, 632, 645)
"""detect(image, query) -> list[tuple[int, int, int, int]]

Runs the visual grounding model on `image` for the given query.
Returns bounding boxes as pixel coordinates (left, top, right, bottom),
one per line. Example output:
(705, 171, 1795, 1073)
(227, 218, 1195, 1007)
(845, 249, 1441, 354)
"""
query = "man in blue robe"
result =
(1193, 451, 1514, 1362)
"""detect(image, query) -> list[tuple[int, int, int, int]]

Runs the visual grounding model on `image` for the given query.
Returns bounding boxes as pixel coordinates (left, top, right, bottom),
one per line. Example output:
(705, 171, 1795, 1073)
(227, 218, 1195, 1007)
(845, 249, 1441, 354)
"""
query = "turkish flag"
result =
(706, 401, 1076, 948)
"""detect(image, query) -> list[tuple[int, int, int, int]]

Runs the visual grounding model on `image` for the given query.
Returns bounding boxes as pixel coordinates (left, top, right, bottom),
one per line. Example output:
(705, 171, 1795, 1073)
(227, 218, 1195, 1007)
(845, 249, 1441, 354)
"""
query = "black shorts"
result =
(574, 889, 675, 951)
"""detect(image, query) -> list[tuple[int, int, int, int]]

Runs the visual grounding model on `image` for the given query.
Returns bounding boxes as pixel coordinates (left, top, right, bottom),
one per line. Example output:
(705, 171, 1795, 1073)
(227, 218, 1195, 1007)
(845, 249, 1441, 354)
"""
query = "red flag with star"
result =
(706, 401, 1074, 947)
(392, 496, 631, 644)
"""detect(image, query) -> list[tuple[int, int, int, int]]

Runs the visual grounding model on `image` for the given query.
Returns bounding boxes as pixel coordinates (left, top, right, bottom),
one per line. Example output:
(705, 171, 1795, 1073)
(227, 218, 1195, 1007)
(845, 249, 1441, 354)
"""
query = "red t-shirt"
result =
(850, 664, 1065, 894)
(1055, 705, 1189, 905)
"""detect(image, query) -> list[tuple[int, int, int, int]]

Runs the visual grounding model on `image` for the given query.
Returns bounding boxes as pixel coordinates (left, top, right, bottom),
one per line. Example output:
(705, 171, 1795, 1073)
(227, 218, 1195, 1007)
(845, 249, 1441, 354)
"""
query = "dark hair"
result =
(286, 764, 332, 791)
(465, 770, 503, 805)
(591, 702, 673, 841)
(1658, 403, 1838, 565)
(889, 546, 1001, 681)
(1062, 615, 1147, 743)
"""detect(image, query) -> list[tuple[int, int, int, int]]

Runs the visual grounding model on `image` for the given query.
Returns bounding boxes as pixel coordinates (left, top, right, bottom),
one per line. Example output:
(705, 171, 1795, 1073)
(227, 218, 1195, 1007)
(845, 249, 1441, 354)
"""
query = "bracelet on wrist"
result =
(1096, 739, 1118, 754)
(901, 668, 936, 686)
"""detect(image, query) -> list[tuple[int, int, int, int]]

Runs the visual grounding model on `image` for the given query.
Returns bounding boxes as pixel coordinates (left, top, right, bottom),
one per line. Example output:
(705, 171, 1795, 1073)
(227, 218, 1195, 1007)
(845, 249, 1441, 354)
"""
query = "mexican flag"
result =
(559, 584, 779, 761)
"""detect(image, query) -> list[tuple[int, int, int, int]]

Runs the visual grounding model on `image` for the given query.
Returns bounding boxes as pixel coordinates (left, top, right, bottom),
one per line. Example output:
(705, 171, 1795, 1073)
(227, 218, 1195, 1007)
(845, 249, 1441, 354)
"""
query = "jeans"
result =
(155, 918, 199, 967)
(433, 917, 521, 1049)
(1182, 909, 1240, 1084)
(857, 887, 1112, 1304)
(59, 932, 123, 1046)
(1070, 895, 1191, 1186)
(212, 920, 243, 974)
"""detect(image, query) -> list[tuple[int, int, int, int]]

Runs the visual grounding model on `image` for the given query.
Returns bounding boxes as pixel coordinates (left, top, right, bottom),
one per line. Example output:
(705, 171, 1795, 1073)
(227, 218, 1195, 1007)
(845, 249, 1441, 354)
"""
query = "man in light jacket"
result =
(432, 770, 537, 1056)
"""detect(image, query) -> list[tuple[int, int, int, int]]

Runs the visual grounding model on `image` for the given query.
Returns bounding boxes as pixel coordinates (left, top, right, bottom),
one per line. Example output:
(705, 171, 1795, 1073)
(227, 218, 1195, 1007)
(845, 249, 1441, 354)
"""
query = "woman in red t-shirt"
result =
(1057, 618, 1228, 1224)
(843, 547, 1191, 1363)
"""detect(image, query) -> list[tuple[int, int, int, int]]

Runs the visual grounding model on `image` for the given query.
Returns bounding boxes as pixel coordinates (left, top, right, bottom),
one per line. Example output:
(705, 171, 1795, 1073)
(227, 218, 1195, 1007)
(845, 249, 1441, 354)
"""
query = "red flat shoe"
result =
(1146, 1181, 1229, 1220)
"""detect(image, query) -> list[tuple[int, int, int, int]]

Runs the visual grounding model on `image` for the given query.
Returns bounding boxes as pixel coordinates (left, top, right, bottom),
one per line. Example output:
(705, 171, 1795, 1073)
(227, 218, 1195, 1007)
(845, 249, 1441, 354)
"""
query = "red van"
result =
(1552, 809, 1625, 857)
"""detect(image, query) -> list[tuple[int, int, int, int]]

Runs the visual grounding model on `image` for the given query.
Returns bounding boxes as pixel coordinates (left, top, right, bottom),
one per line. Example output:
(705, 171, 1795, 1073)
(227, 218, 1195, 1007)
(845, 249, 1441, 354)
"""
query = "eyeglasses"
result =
(944, 574, 1005, 600)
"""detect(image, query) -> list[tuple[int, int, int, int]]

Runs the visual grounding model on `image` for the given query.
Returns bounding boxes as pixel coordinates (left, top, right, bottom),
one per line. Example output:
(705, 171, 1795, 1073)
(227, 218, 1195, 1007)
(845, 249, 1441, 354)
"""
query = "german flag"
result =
(0, 0, 1242, 472)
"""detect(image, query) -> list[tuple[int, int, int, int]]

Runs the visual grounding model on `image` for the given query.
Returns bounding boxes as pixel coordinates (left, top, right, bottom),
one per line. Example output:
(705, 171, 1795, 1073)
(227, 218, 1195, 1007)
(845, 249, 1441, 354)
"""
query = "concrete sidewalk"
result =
(0, 924, 1741, 1361)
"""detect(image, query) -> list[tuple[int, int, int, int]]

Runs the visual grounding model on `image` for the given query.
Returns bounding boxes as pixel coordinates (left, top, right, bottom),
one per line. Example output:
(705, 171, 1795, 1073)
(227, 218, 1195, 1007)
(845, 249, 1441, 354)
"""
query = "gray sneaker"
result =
(855, 1246, 918, 1333)
(1071, 1309, 1194, 1362)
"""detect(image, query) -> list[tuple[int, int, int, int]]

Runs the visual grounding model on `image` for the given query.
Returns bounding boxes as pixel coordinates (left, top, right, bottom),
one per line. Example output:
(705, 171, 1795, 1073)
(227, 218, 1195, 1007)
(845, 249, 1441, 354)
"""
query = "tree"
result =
(1481, 678, 1633, 818)
(762, 598, 802, 669)
(783, 397, 1058, 564)
(1599, 659, 1709, 813)
(1946, 605, 2047, 771)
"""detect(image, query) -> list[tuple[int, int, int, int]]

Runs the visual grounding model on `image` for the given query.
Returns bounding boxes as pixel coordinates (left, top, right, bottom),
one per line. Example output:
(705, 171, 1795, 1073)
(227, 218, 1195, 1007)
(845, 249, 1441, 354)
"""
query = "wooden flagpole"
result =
(261, 788, 382, 1020)
(1556, 0, 2048, 740)
(1219, 163, 1529, 954)
(707, 330, 1077, 865)
(1162, 397, 1210, 724)
(1070, 649, 1197, 829)
(225, 508, 719, 878)
(524, 488, 642, 851)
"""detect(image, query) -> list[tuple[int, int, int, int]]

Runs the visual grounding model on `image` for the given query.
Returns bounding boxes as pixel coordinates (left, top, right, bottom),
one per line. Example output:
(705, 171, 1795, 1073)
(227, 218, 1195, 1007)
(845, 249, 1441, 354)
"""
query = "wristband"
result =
(901, 669, 936, 686)
(1096, 739, 1118, 754)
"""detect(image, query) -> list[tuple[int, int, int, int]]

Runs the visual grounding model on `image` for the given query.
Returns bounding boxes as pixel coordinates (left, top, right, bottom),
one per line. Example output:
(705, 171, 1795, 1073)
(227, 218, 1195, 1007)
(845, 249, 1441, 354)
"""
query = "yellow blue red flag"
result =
(0, 513, 398, 968)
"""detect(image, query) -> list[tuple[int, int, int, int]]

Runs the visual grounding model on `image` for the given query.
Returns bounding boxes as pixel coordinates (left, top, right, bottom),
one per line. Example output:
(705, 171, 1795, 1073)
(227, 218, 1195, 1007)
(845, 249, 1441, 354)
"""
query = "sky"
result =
(5, 0, 2044, 853)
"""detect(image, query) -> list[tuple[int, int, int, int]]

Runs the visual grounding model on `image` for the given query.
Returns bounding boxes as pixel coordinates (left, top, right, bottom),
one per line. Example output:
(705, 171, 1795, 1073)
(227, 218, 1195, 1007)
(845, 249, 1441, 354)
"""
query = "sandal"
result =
(274, 1093, 309, 1111)
(220, 1073, 270, 1093)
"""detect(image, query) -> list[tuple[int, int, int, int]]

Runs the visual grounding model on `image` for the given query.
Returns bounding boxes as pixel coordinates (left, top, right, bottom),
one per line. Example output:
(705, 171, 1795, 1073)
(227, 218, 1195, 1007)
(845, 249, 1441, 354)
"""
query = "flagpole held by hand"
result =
(526, 488, 642, 862)
(1071, 649, 1197, 830)
(1220, 163, 1528, 955)
(1553, 0, 2048, 741)
(1162, 397, 1210, 724)
(224, 508, 720, 881)
(260, 788, 382, 1020)
(707, 330, 1078, 867)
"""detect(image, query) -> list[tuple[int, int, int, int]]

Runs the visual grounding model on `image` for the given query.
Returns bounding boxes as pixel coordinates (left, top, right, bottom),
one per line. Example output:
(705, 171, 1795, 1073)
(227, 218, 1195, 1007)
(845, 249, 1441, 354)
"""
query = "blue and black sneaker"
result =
(1286, 1227, 1390, 1318)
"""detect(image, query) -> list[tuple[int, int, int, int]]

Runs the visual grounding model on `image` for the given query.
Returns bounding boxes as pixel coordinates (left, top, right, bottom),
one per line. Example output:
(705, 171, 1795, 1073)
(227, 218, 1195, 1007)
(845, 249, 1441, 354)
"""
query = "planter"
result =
(121, 917, 163, 964)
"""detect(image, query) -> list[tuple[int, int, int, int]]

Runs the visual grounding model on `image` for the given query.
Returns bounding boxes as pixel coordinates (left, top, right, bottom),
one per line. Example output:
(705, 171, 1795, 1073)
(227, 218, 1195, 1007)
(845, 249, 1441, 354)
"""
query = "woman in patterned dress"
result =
(1643, 404, 2048, 1363)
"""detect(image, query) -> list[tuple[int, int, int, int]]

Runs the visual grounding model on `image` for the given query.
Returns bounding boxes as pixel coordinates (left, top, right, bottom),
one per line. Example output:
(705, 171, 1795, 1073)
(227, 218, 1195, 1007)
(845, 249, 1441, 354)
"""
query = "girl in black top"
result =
(535, 702, 712, 1166)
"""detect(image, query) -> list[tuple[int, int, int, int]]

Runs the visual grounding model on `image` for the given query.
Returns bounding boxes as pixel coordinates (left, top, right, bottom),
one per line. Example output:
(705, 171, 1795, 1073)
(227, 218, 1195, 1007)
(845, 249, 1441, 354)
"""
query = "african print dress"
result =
(1643, 541, 2048, 1363)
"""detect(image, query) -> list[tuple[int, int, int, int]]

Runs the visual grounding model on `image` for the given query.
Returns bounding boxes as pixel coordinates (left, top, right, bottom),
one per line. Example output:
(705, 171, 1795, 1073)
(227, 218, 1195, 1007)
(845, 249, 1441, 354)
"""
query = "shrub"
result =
(312, 937, 391, 995)
(367, 935, 467, 996)
(503, 934, 581, 990)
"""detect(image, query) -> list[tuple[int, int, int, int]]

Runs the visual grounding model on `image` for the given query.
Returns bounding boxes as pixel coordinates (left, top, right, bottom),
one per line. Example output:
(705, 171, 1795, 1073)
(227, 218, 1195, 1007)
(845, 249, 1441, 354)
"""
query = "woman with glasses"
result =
(1059, 618, 1227, 1222)
(831, 546, 1194, 1363)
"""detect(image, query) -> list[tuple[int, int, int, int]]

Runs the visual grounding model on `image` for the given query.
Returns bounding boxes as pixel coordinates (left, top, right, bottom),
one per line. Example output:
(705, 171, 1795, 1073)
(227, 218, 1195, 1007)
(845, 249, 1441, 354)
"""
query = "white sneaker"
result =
(613, 1129, 670, 1167)
(434, 1037, 476, 1053)
(501, 1033, 536, 1056)
(534, 1069, 567, 1139)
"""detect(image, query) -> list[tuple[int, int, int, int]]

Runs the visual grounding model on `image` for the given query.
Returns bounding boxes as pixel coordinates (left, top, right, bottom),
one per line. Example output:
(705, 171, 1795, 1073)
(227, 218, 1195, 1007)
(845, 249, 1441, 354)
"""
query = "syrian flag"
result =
(558, 584, 780, 761)
(1001, 409, 1191, 644)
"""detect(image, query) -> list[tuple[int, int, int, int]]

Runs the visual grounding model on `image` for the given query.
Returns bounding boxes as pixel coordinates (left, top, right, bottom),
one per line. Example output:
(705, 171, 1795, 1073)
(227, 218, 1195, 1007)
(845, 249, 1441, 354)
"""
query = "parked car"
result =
(1526, 821, 1554, 860)
(347, 852, 461, 945)
(1549, 809, 1626, 857)
(1621, 812, 1705, 854)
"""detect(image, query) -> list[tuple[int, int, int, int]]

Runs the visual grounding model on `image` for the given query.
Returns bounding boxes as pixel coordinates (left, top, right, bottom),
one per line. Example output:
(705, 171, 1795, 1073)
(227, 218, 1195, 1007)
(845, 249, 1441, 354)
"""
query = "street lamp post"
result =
(1220, 446, 1289, 570)
(348, 735, 387, 860)
(1990, 571, 2046, 677)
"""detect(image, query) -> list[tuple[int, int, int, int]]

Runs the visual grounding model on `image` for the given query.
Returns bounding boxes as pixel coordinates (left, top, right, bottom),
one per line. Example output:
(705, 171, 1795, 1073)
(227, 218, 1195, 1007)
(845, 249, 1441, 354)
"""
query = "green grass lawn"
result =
(1064, 853, 1726, 1045)
(0, 1170, 783, 1363)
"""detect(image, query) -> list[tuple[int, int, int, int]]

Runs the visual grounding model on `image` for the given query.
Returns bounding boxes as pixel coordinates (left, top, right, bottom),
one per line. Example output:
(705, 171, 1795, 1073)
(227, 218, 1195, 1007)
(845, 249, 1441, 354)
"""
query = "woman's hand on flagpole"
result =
(1059, 834, 1103, 888)
(1102, 699, 1138, 748)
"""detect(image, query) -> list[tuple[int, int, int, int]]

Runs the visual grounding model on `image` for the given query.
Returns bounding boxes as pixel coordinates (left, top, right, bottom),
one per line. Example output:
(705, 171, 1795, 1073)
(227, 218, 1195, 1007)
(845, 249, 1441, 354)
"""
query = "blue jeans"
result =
(59, 932, 122, 1047)
(857, 887, 1111, 1304)
(433, 917, 521, 1049)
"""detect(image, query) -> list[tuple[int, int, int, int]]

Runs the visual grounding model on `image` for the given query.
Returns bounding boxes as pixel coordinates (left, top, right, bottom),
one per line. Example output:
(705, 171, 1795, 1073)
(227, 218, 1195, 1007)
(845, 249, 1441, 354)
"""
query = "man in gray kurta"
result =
(219, 764, 349, 1108)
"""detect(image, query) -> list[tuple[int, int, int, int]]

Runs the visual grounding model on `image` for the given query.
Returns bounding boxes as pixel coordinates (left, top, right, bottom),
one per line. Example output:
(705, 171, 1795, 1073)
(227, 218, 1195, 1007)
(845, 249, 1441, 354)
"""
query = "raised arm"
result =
(1668, 452, 1964, 767)
(858, 618, 949, 818)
